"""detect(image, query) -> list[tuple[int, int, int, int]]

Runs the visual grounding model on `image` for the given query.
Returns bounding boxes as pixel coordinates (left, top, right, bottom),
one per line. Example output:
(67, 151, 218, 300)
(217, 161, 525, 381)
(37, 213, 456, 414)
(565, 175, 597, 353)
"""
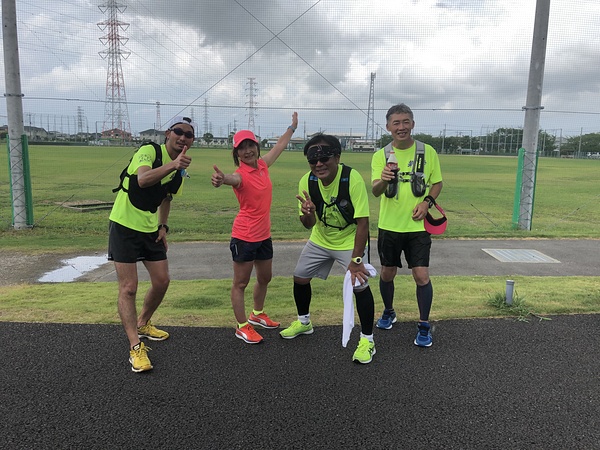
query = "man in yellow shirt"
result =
(280, 133, 377, 364)
(108, 116, 193, 372)
(371, 104, 443, 348)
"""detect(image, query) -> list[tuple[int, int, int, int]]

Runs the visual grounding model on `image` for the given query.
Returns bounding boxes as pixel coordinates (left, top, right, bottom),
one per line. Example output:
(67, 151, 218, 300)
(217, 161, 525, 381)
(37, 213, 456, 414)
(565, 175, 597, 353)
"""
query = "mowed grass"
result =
(1, 275, 599, 326)
(0, 145, 599, 326)
(1, 145, 600, 252)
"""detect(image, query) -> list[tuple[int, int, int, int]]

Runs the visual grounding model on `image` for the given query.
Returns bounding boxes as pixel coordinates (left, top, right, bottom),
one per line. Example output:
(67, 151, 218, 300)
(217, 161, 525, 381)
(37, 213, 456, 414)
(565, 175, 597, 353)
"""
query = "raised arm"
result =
(262, 112, 299, 167)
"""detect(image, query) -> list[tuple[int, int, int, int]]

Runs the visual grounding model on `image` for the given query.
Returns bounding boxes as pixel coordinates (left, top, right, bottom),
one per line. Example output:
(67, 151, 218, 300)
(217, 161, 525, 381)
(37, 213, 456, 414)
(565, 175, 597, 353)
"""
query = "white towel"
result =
(342, 263, 377, 347)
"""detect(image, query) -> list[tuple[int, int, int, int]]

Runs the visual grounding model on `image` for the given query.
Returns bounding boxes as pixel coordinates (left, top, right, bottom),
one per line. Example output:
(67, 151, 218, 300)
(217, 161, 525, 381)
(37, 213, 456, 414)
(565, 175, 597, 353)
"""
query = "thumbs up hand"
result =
(211, 165, 225, 187)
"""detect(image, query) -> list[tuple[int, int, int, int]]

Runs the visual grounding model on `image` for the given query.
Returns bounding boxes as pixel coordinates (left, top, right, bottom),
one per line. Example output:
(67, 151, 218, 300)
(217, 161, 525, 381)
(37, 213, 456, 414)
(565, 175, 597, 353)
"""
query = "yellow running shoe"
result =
(352, 337, 376, 364)
(279, 320, 314, 339)
(137, 320, 170, 341)
(129, 342, 152, 372)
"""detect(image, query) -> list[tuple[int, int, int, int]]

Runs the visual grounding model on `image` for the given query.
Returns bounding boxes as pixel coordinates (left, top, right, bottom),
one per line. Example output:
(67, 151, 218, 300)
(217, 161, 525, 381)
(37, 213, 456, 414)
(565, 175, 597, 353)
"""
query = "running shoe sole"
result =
(353, 347, 377, 364)
(376, 316, 397, 330)
(129, 358, 153, 372)
(235, 332, 263, 344)
(137, 333, 169, 341)
(279, 328, 314, 339)
(414, 338, 432, 347)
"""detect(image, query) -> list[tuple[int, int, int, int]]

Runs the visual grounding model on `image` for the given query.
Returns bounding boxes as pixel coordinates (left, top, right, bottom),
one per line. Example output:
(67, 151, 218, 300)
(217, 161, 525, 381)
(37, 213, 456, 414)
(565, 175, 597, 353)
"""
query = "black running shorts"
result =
(377, 229, 431, 269)
(108, 220, 167, 263)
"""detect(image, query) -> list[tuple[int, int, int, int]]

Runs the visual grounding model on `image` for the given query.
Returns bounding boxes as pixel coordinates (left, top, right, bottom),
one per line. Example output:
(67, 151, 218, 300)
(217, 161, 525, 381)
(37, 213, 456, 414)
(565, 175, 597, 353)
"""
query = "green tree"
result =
(203, 132, 214, 147)
(378, 133, 392, 148)
(538, 130, 557, 156)
(560, 132, 600, 156)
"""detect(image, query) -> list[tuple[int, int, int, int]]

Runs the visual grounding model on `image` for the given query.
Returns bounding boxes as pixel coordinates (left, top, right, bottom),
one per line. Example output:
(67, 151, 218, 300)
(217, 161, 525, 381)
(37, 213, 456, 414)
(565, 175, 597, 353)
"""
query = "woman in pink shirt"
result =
(211, 112, 298, 344)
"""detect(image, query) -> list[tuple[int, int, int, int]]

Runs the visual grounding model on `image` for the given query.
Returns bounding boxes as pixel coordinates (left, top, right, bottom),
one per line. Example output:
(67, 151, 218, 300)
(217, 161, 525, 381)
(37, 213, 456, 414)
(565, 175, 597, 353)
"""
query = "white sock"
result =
(298, 314, 310, 325)
(360, 333, 374, 342)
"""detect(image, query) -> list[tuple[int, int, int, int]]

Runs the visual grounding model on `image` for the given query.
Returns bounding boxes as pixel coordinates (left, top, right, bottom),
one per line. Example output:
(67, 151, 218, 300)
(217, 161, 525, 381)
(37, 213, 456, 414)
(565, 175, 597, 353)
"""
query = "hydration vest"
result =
(308, 164, 356, 230)
(112, 142, 182, 213)
(384, 140, 427, 197)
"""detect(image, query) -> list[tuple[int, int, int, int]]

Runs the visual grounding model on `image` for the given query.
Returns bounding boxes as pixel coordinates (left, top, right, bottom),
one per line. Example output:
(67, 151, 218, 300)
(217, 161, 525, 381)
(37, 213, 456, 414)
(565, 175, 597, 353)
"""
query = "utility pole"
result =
(203, 98, 209, 137)
(366, 72, 376, 143)
(516, 0, 550, 230)
(246, 77, 258, 132)
(2, 0, 33, 229)
(98, 0, 132, 143)
(155, 101, 161, 130)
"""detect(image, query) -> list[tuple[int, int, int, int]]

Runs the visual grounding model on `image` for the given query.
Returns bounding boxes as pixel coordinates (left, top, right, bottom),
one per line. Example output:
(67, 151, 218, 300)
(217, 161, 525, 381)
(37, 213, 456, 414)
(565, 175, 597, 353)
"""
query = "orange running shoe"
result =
(248, 312, 280, 329)
(235, 323, 264, 344)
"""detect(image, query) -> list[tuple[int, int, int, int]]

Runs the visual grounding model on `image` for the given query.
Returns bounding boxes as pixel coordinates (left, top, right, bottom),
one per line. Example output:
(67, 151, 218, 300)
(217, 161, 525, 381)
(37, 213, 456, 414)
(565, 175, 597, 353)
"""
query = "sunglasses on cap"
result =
(306, 145, 338, 165)
(170, 127, 194, 139)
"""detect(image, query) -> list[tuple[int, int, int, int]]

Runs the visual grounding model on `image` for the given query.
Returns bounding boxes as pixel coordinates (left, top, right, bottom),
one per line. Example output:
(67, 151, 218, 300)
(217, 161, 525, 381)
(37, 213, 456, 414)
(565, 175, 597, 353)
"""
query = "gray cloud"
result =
(1, 0, 599, 137)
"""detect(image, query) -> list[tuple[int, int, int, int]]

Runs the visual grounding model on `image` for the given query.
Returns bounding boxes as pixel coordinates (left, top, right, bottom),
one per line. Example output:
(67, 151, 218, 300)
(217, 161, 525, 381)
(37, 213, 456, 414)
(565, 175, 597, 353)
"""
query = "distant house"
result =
(350, 140, 376, 152)
(265, 136, 304, 151)
(102, 128, 132, 141)
(307, 131, 363, 150)
(24, 125, 49, 141)
(139, 128, 163, 143)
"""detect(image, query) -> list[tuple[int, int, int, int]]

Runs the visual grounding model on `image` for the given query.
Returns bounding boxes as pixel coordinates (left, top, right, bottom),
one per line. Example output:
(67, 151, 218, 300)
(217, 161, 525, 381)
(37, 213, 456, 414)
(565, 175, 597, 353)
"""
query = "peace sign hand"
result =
(296, 190, 316, 216)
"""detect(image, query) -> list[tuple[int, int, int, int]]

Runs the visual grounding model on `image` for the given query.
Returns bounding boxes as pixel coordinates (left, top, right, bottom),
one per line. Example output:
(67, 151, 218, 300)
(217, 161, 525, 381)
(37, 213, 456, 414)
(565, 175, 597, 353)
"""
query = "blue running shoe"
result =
(414, 322, 432, 347)
(376, 310, 397, 330)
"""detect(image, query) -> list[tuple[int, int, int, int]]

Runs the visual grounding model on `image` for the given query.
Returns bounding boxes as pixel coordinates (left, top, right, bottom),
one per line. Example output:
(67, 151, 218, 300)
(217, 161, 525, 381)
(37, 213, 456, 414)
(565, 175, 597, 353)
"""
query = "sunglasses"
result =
(170, 127, 194, 139)
(307, 155, 333, 165)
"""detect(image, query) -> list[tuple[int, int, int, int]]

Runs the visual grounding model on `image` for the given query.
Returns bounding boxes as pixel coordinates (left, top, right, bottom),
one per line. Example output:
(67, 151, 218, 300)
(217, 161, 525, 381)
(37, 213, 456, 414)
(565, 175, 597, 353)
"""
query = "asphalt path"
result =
(3, 239, 600, 449)
(76, 239, 600, 282)
(1, 317, 599, 449)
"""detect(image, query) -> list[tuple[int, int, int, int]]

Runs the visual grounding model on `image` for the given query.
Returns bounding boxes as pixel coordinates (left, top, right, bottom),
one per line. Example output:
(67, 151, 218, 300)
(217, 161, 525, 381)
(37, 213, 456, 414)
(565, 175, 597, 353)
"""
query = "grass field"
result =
(1, 145, 599, 252)
(1, 145, 599, 327)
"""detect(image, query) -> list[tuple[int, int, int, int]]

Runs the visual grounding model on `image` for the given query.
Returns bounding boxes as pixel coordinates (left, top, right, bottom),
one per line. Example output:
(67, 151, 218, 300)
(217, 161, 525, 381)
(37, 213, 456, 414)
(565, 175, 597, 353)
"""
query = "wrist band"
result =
(158, 224, 169, 233)
(424, 195, 436, 209)
(288, 126, 296, 133)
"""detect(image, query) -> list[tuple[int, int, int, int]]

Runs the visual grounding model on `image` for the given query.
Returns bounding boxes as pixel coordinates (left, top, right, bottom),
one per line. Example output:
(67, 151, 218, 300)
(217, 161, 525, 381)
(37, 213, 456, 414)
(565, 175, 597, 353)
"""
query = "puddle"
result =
(38, 255, 109, 283)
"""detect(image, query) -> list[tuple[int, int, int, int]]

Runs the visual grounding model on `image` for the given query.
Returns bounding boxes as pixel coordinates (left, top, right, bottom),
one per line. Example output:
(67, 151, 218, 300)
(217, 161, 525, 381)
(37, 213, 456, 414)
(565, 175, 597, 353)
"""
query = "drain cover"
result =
(482, 249, 560, 263)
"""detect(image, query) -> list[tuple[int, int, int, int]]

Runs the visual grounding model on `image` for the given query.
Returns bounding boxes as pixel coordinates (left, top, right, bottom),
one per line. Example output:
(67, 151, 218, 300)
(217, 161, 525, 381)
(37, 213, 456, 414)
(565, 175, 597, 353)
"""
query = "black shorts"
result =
(377, 229, 431, 269)
(108, 221, 167, 263)
(230, 237, 273, 262)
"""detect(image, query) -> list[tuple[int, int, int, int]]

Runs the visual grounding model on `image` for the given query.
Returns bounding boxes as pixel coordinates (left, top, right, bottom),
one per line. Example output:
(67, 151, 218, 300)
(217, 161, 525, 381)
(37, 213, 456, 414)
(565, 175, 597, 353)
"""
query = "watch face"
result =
(353, 257, 362, 264)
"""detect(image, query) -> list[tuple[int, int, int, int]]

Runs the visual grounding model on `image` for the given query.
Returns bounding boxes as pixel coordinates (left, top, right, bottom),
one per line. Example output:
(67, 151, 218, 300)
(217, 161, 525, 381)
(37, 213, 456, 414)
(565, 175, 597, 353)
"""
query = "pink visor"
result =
(424, 203, 447, 235)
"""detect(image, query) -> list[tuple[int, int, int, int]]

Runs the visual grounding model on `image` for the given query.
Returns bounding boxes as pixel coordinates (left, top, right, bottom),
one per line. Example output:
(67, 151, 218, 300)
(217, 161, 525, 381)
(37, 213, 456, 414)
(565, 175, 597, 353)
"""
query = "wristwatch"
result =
(158, 224, 169, 233)
(351, 256, 362, 264)
(424, 195, 435, 209)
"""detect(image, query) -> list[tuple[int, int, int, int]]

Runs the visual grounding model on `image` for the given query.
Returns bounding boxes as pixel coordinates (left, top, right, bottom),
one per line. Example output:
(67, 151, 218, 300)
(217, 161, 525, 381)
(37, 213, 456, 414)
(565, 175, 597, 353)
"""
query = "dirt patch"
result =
(1, 252, 69, 286)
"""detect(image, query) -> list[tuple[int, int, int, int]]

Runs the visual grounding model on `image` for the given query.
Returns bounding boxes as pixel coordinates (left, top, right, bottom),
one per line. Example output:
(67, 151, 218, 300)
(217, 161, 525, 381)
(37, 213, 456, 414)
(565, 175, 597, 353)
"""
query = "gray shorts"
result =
(293, 240, 353, 280)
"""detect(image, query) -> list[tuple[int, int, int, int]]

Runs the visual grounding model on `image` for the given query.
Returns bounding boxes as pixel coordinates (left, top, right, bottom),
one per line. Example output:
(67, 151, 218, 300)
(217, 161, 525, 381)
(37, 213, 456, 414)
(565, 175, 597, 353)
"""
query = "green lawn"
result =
(1, 145, 599, 252)
(1, 145, 599, 326)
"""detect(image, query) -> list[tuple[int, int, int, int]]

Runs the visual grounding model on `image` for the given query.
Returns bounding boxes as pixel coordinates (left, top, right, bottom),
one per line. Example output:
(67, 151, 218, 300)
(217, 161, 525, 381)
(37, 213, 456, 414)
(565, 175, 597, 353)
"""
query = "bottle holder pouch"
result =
(410, 173, 427, 197)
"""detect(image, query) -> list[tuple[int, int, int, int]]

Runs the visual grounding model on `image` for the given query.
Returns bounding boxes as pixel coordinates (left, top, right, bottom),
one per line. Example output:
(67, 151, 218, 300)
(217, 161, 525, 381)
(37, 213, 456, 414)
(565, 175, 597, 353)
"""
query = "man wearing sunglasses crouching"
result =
(108, 116, 193, 372)
(280, 133, 377, 364)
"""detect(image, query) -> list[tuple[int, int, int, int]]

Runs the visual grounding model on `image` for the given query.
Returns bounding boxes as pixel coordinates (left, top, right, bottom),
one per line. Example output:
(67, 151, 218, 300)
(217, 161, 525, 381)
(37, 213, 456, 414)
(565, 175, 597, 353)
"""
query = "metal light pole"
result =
(2, 0, 33, 228)
(517, 0, 551, 230)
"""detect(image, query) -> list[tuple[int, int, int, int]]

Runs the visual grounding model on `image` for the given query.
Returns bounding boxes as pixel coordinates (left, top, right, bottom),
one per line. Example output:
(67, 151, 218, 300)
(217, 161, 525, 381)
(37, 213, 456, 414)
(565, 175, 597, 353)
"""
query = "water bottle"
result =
(385, 148, 399, 198)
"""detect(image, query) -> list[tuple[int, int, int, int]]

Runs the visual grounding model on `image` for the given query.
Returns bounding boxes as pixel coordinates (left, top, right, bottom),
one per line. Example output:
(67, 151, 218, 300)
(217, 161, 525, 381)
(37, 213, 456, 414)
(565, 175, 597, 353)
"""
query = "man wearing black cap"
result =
(108, 116, 194, 372)
(280, 133, 377, 364)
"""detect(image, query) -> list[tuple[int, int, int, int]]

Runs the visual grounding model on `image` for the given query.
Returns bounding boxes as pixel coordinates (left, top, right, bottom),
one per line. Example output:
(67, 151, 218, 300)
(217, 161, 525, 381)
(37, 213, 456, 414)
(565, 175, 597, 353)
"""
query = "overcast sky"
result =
(2, 0, 600, 138)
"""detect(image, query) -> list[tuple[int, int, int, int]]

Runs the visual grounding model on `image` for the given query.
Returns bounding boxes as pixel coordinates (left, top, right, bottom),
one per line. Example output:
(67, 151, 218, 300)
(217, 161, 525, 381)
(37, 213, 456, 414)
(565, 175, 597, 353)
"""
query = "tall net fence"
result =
(1, 0, 599, 236)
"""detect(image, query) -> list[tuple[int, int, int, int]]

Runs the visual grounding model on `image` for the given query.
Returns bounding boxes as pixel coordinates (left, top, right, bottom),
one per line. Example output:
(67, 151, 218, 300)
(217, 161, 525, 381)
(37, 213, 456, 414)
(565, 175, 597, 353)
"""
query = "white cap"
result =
(167, 116, 196, 132)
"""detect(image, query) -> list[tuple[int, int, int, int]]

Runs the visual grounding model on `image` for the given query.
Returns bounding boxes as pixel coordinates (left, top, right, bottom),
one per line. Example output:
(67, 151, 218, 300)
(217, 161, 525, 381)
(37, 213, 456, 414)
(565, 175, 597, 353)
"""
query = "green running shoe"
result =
(352, 337, 376, 364)
(279, 320, 314, 339)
